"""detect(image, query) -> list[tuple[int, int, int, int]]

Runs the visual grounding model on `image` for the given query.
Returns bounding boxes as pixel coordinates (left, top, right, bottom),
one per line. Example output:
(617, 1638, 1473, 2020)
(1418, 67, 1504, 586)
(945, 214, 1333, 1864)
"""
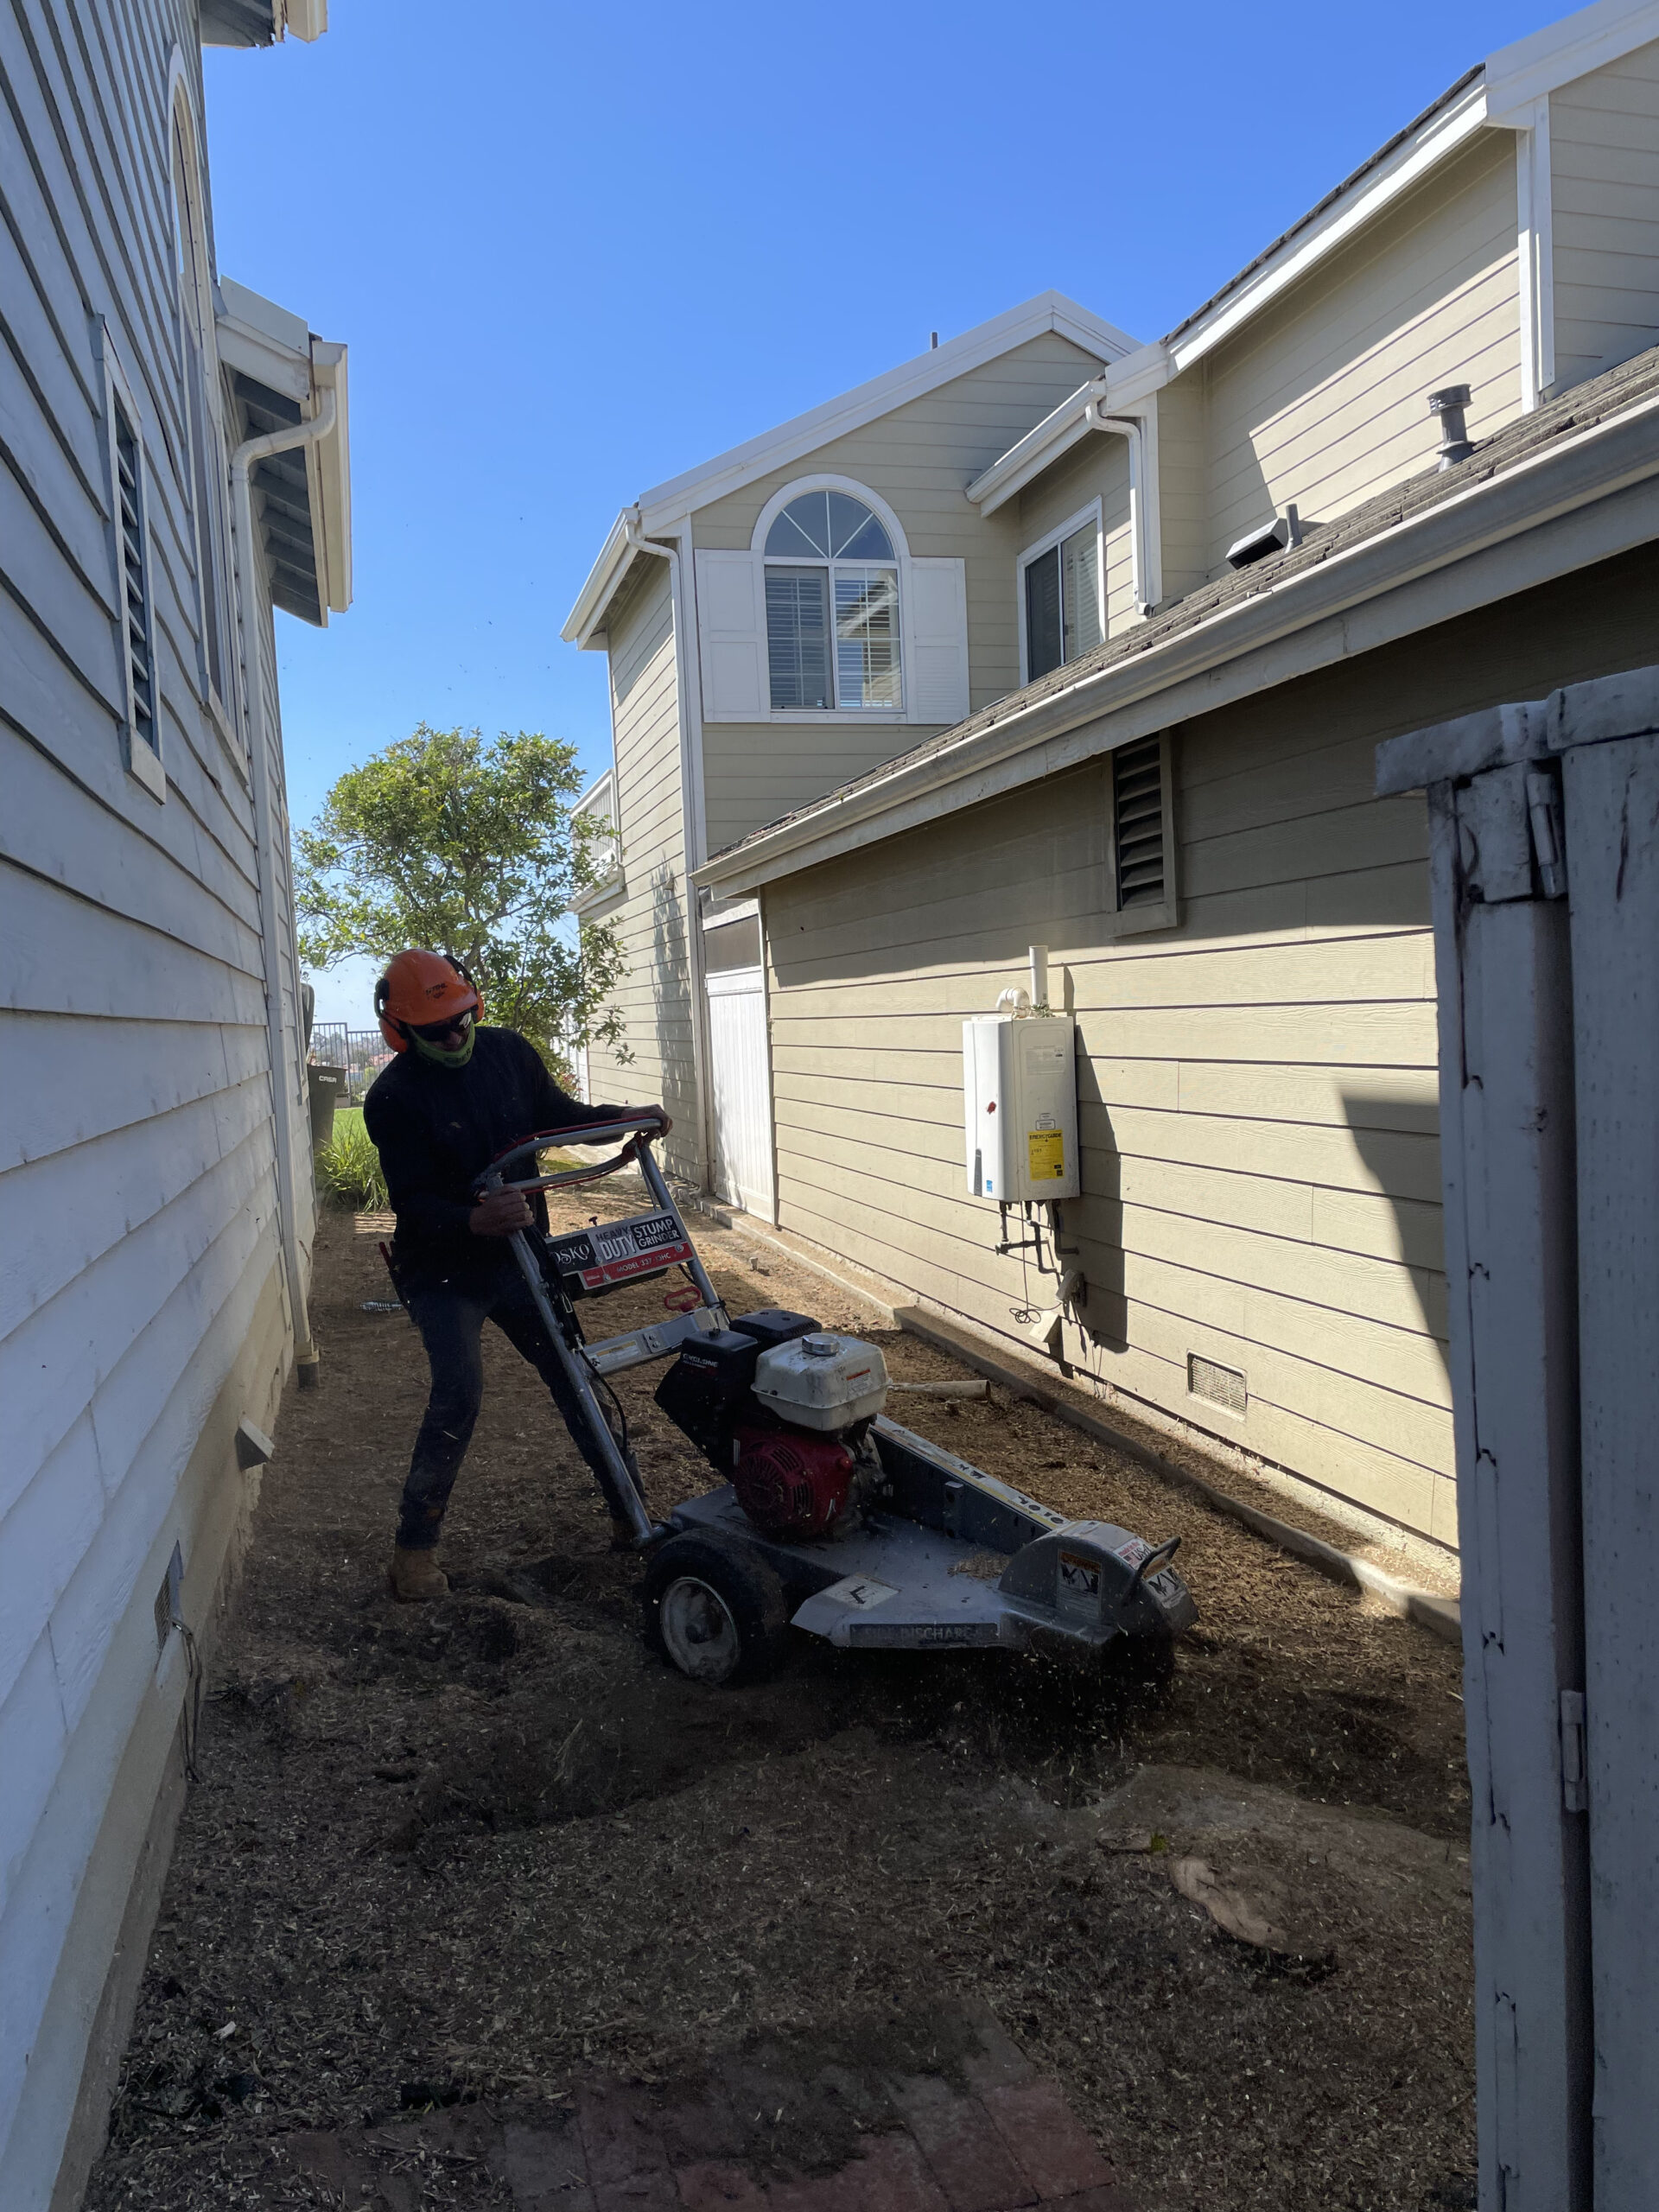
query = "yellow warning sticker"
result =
(1027, 1129, 1065, 1180)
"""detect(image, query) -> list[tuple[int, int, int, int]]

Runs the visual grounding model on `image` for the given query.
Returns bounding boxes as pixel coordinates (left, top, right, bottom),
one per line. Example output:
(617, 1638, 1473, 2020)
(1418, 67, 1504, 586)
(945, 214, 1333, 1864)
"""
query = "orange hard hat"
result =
(374, 950, 483, 1052)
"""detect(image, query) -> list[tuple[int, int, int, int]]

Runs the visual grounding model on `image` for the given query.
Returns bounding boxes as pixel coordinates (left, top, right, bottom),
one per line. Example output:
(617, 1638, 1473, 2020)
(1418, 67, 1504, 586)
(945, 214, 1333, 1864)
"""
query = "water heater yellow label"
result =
(1027, 1129, 1065, 1180)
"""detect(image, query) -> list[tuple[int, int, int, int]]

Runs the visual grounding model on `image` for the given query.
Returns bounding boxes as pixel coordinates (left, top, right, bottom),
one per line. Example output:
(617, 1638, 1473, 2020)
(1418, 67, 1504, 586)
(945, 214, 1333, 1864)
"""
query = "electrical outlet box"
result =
(963, 1014, 1080, 1202)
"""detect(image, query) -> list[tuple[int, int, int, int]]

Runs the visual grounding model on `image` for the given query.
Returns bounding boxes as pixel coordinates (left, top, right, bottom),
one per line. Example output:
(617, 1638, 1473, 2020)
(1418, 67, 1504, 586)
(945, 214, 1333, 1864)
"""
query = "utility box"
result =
(963, 1014, 1079, 1201)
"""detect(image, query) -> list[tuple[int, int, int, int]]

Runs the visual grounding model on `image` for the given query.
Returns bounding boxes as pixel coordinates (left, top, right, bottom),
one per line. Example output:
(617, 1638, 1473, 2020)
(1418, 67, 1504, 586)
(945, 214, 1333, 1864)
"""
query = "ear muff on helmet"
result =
(375, 950, 485, 1053)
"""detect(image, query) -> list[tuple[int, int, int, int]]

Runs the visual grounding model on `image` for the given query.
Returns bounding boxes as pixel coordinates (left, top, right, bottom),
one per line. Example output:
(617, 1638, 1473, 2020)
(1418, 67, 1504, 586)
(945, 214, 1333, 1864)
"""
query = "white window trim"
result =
(569, 767, 624, 917)
(753, 474, 911, 721)
(1016, 498, 1106, 689)
(99, 327, 164, 804)
(702, 894, 759, 930)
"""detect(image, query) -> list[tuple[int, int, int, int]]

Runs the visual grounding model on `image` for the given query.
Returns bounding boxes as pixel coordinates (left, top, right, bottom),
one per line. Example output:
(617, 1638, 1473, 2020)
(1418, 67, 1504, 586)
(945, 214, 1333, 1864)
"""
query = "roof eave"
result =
(562, 514, 637, 646)
(217, 277, 352, 624)
(696, 390, 1659, 894)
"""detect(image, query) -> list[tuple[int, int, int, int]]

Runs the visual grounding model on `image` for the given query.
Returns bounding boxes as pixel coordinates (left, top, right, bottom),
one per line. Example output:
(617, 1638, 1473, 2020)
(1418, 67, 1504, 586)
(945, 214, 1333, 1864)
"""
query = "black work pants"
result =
(397, 1268, 617, 1548)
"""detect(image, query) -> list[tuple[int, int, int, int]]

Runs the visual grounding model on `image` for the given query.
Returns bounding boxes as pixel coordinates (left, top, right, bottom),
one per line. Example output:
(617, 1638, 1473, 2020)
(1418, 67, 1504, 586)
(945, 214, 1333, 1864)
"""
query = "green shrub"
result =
(316, 1109, 389, 1211)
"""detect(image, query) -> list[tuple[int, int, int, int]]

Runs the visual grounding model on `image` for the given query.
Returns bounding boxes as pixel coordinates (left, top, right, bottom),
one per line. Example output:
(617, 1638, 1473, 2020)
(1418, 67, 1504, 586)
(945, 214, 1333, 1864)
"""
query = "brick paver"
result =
(979, 2081, 1116, 2201)
(887, 2075, 1037, 2211)
(675, 2158, 770, 2210)
(581, 2082, 670, 2186)
(269, 2016, 1136, 2212)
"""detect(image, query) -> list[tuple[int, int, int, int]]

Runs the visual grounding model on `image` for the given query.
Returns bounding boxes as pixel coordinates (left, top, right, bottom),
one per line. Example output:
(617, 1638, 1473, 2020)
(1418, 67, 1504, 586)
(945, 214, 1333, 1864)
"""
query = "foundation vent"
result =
(1188, 1353, 1247, 1416)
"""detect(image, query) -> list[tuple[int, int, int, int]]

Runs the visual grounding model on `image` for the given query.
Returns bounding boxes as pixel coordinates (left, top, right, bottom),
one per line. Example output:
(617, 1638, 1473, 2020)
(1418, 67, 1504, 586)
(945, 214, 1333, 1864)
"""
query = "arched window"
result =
(762, 489, 901, 711)
(170, 97, 232, 720)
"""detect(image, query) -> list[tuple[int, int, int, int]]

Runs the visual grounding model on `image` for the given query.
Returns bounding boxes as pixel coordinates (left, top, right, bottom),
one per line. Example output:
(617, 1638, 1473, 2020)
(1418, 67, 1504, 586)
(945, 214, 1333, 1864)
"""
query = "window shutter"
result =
(903, 556, 969, 725)
(1109, 733, 1178, 934)
(695, 550, 766, 720)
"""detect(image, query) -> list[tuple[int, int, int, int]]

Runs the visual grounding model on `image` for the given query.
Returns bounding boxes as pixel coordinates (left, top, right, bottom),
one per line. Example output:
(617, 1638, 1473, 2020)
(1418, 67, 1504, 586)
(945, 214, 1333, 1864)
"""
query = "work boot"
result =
(388, 1545, 448, 1602)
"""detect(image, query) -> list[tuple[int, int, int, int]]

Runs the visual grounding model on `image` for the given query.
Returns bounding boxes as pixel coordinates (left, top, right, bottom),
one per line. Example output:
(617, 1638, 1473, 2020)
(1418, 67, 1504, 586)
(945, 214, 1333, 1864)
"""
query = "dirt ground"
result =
(86, 1186, 1476, 2212)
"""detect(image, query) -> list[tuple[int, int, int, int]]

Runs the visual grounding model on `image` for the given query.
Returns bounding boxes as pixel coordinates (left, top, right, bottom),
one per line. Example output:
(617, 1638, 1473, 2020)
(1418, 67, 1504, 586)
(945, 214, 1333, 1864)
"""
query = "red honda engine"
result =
(731, 1426, 855, 1540)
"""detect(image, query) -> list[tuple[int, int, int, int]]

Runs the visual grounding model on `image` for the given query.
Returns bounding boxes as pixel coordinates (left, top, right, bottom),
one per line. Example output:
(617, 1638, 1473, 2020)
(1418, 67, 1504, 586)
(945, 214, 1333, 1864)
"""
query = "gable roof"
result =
(562, 291, 1140, 646)
(696, 342, 1659, 893)
(964, 0, 1659, 507)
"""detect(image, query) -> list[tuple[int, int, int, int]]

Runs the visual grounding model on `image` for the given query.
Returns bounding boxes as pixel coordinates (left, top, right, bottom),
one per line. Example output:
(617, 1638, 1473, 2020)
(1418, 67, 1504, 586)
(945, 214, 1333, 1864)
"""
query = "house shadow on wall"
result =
(1339, 1085, 1451, 1391)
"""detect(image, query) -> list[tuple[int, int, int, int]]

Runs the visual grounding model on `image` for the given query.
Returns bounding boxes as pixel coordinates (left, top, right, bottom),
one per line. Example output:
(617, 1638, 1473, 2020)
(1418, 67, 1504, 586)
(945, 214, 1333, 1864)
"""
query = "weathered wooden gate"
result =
(1378, 665, 1659, 2212)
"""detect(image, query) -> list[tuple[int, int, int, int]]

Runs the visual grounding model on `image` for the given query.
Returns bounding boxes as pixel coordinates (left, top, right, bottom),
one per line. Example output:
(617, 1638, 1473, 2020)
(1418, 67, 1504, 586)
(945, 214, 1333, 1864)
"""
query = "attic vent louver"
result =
(113, 399, 157, 756)
(1112, 735, 1167, 910)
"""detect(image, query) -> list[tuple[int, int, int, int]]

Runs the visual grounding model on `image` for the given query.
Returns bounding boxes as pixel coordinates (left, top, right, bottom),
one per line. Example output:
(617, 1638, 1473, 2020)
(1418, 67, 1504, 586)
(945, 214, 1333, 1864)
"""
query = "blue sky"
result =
(203, 0, 1560, 1022)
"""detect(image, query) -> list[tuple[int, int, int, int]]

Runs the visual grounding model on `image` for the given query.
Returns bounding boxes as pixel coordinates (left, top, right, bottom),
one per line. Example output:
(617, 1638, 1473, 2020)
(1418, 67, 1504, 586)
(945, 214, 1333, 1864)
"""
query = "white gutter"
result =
(696, 385, 1659, 893)
(228, 386, 337, 1386)
(968, 379, 1162, 615)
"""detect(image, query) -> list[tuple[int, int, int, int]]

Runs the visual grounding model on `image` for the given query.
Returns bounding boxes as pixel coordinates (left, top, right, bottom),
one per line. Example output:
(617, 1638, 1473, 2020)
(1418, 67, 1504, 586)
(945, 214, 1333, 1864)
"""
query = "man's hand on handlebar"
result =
(596, 1103, 672, 1138)
(470, 1187, 534, 1237)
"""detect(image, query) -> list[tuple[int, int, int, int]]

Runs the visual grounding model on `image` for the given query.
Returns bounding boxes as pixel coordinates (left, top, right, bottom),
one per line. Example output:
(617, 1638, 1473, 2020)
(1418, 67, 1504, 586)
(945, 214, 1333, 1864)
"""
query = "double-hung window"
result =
(764, 491, 901, 711)
(1021, 507, 1103, 683)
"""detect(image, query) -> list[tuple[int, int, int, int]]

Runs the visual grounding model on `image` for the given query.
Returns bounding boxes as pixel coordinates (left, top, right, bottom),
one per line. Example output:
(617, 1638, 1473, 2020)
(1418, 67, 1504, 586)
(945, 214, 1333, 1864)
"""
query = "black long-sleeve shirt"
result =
(364, 1027, 617, 1291)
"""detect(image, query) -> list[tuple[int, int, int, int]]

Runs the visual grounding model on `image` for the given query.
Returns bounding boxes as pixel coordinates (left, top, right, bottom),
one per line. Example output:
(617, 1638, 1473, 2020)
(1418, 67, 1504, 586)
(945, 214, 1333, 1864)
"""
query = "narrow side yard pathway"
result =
(86, 1198, 1475, 2212)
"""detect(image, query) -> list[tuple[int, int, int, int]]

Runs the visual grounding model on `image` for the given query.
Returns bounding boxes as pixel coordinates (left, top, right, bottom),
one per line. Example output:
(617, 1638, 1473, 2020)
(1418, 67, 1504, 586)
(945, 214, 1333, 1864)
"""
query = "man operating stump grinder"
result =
(364, 949, 670, 1601)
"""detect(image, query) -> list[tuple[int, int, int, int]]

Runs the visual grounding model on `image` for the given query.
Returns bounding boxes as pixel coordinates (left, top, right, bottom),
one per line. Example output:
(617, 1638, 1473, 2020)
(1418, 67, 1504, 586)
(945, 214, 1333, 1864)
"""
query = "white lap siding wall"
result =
(763, 543, 1659, 1552)
(582, 554, 704, 1182)
(0, 3, 308, 2202)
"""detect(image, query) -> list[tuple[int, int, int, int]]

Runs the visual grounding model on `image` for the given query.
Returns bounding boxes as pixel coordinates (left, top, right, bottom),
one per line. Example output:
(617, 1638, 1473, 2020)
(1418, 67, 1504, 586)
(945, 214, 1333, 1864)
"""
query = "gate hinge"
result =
(1525, 766, 1567, 898)
(1560, 1688, 1586, 1812)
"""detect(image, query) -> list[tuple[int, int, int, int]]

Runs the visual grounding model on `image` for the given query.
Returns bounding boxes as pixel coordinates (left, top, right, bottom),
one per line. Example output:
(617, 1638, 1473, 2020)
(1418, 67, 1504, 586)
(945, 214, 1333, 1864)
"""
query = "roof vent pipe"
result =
(1428, 384, 1474, 469)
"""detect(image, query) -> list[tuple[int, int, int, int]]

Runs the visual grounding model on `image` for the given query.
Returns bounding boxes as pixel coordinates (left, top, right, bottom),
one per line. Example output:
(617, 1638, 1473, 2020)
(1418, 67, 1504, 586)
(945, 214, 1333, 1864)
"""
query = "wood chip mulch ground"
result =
(85, 1191, 1476, 2212)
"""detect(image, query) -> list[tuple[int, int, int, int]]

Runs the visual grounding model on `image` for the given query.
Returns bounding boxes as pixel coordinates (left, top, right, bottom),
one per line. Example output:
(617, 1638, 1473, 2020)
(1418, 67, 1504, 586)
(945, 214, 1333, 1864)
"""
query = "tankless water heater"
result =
(963, 1014, 1080, 1202)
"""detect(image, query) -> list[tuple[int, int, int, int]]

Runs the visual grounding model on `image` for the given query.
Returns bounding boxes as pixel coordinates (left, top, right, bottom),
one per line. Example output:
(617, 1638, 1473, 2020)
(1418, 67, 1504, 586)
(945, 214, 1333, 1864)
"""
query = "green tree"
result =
(296, 724, 628, 1079)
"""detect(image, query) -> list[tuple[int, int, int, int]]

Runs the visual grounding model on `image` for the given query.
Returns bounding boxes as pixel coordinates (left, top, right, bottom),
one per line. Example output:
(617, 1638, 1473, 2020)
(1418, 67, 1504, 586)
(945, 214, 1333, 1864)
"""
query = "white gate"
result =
(705, 964, 774, 1218)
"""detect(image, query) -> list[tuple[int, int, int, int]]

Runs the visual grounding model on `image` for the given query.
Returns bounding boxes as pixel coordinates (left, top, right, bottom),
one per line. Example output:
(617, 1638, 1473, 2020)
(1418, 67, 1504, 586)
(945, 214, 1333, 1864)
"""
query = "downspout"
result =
(228, 385, 336, 1388)
(1083, 393, 1161, 613)
(622, 507, 715, 1195)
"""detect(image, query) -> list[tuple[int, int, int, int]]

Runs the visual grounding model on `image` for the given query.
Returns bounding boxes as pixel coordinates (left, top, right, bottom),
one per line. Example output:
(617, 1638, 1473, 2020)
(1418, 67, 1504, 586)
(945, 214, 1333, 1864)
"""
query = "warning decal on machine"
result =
(814, 1574, 899, 1611)
(1027, 1128, 1065, 1181)
(548, 1211, 694, 1288)
(1057, 1549, 1102, 1618)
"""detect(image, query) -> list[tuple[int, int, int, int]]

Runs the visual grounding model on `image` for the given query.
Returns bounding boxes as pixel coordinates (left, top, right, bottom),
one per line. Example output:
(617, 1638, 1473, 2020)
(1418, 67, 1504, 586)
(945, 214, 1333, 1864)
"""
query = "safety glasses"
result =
(407, 1008, 475, 1044)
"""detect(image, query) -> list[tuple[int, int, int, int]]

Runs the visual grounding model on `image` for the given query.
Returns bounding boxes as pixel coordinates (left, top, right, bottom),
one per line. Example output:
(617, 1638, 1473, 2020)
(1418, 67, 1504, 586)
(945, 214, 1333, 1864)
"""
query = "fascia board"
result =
(632, 292, 1140, 531)
(280, 0, 327, 37)
(974, 416, 1100, 518)
(1101, 344, 1173, 410)
(696, 393, 1659, 891)
(1484, 0, 1659, 124)
(563, 514, 633, 645)
(309, 338, 351, 613)
(215, 279, 312, 403)
(1166, 79, 1491, 374)
(965, 386, 1098, 510)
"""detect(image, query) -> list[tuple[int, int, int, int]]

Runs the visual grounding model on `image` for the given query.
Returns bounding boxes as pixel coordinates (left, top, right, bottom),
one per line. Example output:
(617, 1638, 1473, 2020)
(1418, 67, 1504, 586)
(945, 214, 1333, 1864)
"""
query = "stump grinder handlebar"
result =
(470, 1116, 720, 1550)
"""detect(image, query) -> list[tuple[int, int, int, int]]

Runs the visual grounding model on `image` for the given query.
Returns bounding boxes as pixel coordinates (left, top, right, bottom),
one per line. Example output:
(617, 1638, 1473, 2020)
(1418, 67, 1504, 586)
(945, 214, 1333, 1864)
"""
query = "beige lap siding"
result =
(582, 557, 702, 1181)
(1551, 36, 1659, 389)
(765, 543, 1659, 1552)
(766, 759, 1449, 1547)
(1188, 128, 1523, 580)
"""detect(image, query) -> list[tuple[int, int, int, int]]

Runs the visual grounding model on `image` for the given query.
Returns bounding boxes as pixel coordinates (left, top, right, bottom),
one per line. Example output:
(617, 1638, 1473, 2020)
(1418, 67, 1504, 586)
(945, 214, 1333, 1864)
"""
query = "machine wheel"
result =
(644, 1532, 790, 1686)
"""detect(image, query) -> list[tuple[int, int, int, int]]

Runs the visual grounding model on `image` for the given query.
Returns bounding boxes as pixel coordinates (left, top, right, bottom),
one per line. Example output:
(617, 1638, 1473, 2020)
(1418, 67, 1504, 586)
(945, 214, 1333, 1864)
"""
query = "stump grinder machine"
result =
(476, 1115, 1198, 1685)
